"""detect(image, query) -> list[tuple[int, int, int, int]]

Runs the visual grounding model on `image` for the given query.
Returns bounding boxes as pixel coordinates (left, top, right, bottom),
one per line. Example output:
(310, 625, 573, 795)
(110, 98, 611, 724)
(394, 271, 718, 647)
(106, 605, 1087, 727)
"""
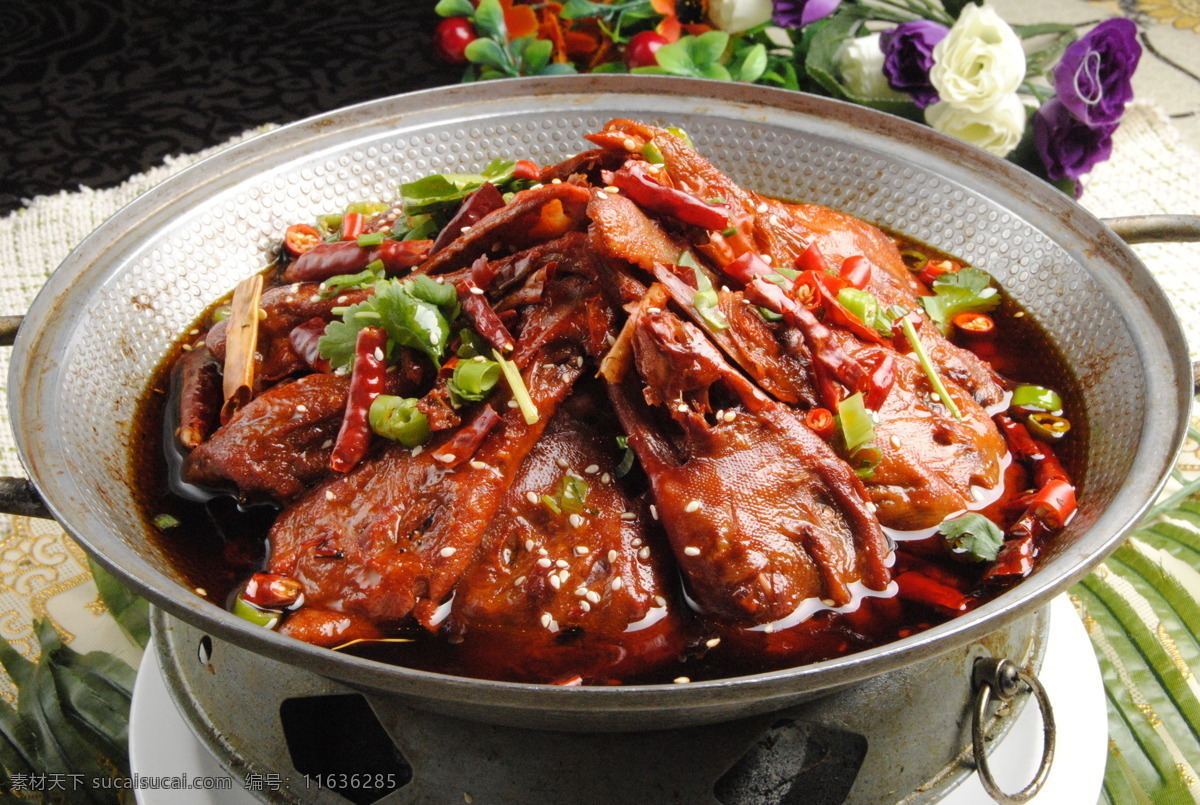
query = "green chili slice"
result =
(233, 596, 280, 629)
(356, 231, 386, 248)
(641, 141, 665, 164)
(1026, 412, 1071, 440)
(368, 395, 431, 447)
(451, 358, 501, 401)
(1011, 384, 1063, 412)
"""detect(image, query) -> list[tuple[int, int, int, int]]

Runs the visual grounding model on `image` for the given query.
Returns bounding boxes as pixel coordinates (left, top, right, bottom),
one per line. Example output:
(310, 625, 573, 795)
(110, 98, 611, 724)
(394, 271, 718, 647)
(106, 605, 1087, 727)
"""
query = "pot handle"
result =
(1103, 214, 1200, 244)
(0, 315, 52, 519)
(971, 657, 1056, 804)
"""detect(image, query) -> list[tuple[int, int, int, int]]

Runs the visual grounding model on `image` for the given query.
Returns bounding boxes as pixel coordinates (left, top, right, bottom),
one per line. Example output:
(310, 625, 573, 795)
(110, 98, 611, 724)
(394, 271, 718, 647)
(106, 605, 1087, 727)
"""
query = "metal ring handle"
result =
(1103, 214, 1200, 244)
(971, 657, 1056, 804)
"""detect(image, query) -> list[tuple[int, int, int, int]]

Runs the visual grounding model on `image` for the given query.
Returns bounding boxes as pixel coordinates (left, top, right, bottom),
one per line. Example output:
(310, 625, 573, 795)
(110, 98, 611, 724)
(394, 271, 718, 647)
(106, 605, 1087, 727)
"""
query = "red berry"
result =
(434, 17, 478, 65)
(625, 31, 669, 70)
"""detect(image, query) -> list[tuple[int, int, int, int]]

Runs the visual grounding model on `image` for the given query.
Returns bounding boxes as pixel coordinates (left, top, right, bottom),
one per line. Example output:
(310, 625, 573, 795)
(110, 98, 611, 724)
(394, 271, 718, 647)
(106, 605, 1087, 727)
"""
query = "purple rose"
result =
(1054, 18, 1141, 127)
(773, 0, 841, 28)
(1033, 98, 1117, 191)
(879, 20, 948, 109)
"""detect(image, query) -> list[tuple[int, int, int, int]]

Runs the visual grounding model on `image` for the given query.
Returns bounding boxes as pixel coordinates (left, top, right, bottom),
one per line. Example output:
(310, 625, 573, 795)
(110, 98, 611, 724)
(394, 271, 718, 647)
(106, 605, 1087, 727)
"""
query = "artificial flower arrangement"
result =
(432, 0, 1141, 196)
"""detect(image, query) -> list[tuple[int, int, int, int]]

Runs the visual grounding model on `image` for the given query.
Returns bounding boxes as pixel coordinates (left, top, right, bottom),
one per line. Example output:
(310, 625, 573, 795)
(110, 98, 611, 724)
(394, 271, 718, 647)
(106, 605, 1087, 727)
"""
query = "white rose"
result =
(707, 0, 773, 34)
(836, 34, 908, 102)
(929, 4, 1026, 114)
(925, 92, 1028, 157)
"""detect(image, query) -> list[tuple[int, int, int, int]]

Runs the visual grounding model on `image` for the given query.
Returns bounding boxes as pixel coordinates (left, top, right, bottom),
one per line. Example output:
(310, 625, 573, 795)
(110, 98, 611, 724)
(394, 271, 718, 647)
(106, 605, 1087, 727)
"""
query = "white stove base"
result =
(130, 595, 1106, 805)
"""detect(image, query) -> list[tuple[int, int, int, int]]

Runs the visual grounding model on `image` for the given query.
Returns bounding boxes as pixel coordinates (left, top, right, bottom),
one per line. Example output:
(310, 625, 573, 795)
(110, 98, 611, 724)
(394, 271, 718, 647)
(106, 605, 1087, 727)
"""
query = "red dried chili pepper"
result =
(862, 353, 896, 410)
(175, 348, 222, 449)
(839, 255, 873, 289)
(242, 572, 303, 609)
(512, 160, 540, 181)
(433, 405, 502, 468)
(340, 212, 366, 241)
(1026, 478, 1076, 530)
(722, 251, 775, 285)
(283, 224, 322, 257)
(894, 570, 973, 615)
(805, 407, 835, 439)
(376, 239, 432, 273)
(456, 262, 516, 353)
(994, 413, 1071, 487)
(603, 164, 730, 230)
(793, 242, 833, 274)
(917, 259, 957, 286)
(431, 183, 506, 254)
(286, 241, 373, 283)
(288, 317, 333, 373)
(330, 326, 388, 473)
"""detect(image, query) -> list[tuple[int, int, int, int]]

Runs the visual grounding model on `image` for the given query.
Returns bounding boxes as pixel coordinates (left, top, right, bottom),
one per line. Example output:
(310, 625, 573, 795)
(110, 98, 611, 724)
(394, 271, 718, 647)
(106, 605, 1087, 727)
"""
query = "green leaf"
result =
(653, 39, 700, 77)
(0, 700, 36, 781)
(374, 278, 458, 365)
(942, 0, 979, 17)
(697, 62, 732, 81)
(522, 38, 553, 73)
(559, 0, 603, 19)
(87, 558, 150, 648)
(937, 513, 1003, 561)
(691, 30, 730, 66)
(736, 43, 768, 83)
(919, 266, 1001, 333)
(435, 0, 475, 17)
(804, 9, 919, 119)
(538, 62, 579, 76)
(472, 0, 508, 41)
(464, 37, 512, 74)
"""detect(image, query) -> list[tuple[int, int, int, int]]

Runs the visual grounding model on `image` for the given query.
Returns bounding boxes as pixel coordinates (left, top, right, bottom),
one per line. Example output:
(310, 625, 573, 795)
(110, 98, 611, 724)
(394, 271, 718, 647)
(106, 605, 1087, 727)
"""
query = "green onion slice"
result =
(891, 307, 963, 421)
(641, 141, 665, 164)
(493, 349, 539, 425)
(368, 395, 431, 447)
(153, 514, 181, 530)
(451, 359, 501, 401)
(559, 475, 590, 514)
(682, 253, 729, 331)
(837, 392, 875, 455)
(1011, 384, 1063, 412)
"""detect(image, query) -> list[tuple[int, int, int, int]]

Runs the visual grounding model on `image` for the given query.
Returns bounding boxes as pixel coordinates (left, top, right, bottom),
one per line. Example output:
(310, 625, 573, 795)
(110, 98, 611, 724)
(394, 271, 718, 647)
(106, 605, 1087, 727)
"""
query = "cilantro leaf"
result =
(317, 277, 460, 369)
(400, 160, 516, 217)
(919, 267, 1001, 333)
(938, 512, 1004, 562)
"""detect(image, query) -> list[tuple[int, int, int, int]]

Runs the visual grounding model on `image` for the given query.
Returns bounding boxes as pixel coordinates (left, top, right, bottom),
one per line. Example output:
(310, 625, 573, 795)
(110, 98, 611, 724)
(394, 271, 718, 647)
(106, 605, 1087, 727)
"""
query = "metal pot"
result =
(4, 76, 1196, 732)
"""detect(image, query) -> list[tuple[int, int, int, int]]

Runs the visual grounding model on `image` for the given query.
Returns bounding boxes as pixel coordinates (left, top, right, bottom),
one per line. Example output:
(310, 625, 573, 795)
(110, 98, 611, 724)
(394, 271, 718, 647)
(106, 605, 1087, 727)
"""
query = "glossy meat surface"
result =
(610, 303, 891, 624)
(446, 404, 686, 683)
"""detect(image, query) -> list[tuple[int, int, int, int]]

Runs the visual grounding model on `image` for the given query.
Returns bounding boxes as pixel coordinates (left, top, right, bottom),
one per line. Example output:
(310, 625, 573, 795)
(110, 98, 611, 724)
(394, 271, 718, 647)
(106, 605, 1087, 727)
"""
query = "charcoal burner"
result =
(133, 600, 1098, 805)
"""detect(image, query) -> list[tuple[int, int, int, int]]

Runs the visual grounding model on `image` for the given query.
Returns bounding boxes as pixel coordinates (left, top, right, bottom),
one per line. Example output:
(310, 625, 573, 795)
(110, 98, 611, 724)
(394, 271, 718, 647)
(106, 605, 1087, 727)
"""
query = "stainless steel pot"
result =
(5, 76, 1196, 732)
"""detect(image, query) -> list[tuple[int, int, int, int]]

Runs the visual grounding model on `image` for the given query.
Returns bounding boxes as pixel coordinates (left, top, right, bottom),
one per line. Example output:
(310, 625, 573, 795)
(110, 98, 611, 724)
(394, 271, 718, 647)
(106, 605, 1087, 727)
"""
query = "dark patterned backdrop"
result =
(0, 0, 461, 214)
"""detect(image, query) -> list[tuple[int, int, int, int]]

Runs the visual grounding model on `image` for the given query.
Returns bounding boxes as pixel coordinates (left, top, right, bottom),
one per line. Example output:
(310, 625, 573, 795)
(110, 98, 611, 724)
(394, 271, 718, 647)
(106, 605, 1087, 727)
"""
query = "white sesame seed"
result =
(541, 613, 553, 628)
(706, 637, 721, 648)
(932, 393, 942, 403)
(606, 333, 617, 346)
(470, 286, 485, 295)
(537, 557, 552, 568)
(638, 546, 651, 560)
(685, 499, 702, 513)
(296, 404, 308, 413)
(604, 186, 620, 194)
(322, 439, 334, 449)
(676, 403, 689, 412)
(648, 306, 662, 314)
(821, 598, 836, 607)
(756, 202, 769, 213)
(526, 491, 540, 504)
(623, 138, 637, 151)
(311, 295, 321, 303)
(569, 515, 585, 529)
(768, 214, 780, 225)
(632, 538, 643, 547)
(440, 546, 457, 557)
(761, 254, 773, 265)
(556, 458, 570, 469)
(723, 411, 737, 423)
(684, 546, 701, 556)
(181, 344, 193, 352)
(1014, 311, 1026, 318)
(551, 178, 562, 184)
(549, 574, 562, 589)
(374, 347, 385, 361)
(620, 512, 636, 521)
(437, 453, 456, 463)
(575, 587, 588, 597)
(502, 548, 512, 564)
(611, 576, 623, 590)
(601, 473, 612, 483)
(538, 547, 549, 556)
(580, 601, 591, 612)
(194, 587, 207, 597)
(764, 623, 776, 634)
(555, 559, 569, 568)
(410, 445, 423, 456)
(584, 464, 600, 474)
(257, 308, 268, 320)
(607, 550, 618, 563)
(324, 490, 335, 501)
(526, 539, 536, 551)
(514, 576, 526, 586)
(674, 676, 691, 684)
(890, 435, 902, 449)
(649, 505, 659, 521)
(507, 400, 519, 408)
(867, 502, 878, 512)
(460, 225, 472, 233)
(469, 460, 488, 470)
(472, 355, 486, 363)
(574, 544, 589, 554)
(586, 590, 601, 604)
(654, 595, 667, 607)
